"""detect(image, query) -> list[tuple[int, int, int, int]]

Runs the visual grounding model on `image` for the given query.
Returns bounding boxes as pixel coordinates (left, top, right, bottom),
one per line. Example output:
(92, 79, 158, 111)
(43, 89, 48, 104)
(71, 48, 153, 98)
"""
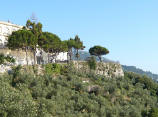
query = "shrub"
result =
(148, 108, 158, 117)
(0, 54, 15, 65)
(44, 63, 61, 75)
(87, 56, 97, 70)
(11, 65, 22, 87)
(52, 63, 61, 74)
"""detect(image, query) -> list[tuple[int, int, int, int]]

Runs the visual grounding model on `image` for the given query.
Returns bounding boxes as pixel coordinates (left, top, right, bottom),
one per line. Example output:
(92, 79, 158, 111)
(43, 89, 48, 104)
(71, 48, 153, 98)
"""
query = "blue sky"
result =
(1, 0, 158, 73)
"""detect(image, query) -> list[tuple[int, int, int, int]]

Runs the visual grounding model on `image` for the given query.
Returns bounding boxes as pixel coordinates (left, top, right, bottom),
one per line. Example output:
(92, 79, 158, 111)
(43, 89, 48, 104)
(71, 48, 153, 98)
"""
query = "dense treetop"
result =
(89, 45, 109, 62)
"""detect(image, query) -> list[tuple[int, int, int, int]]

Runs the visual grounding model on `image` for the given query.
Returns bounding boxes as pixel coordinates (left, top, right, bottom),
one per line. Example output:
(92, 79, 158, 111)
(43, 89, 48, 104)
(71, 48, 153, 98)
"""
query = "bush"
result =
(148, 108, 158, 117)
(87, 56, 97, 70)
(0, 54, 15, 65)
(44, 63, 61, 75)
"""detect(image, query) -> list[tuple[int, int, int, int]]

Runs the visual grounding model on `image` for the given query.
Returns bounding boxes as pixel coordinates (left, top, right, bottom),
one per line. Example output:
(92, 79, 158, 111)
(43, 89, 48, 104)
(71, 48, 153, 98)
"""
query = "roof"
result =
(0, 21, 23, 28)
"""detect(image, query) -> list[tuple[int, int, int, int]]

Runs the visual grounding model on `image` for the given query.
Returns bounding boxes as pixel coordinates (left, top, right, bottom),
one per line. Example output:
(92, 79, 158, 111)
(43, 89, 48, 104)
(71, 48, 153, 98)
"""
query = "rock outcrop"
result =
(72, 61, 124, 78)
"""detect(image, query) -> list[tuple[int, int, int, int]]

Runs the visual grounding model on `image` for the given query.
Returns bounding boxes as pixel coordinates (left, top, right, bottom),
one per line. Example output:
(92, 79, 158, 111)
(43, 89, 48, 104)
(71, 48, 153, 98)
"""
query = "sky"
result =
(0, 0, 158, 74)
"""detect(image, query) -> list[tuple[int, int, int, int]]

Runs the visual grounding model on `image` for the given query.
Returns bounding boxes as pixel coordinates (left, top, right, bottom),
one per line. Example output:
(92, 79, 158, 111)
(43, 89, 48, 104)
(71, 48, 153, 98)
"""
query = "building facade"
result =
(0, 21, 23, 48)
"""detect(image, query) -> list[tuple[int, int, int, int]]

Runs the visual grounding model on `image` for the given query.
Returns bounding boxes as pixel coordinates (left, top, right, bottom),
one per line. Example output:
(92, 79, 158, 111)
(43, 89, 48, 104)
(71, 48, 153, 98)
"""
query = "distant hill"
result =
(122, 65, 158, 81)
(72, 50, 114, 62)
(72, 50, 158, 81)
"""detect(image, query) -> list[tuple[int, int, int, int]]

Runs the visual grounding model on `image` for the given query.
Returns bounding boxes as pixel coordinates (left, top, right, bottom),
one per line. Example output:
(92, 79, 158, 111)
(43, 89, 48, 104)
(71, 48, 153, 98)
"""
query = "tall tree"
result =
(26, 19, 42, 64)
(7, 29, 35, 65)
(89, 45, 109, 62)
(74, 35, 85, 60)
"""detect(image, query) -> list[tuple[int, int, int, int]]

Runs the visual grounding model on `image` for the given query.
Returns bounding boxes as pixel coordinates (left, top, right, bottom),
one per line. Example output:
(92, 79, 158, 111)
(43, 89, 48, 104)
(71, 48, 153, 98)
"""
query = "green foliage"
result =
(0, 54, 5, 64)
(52, 63, 61, 74)
(148, 108, 158, 117)
(44, 63, 54, 75)
(89, 45, 109, 62)
(26, 20, 43, 64)
(38, 32, 61, 53)
(125, 72, 158, 96)
(7, 29, 35, 50)
(0, 54, 15, 65)
(11, 65, 22, 87)
(87, 56, 97, 70)
(122, 65, 158, 81)
(1, 67, 158, 116)
(7, 29, 35, 65)
(5, 55, 15, 63)
(44, 63, 61, 75)
(65, 36, 85, 61)
(38, 32, 68, 62)
(66, 38, 76, 49)
(74, 35, 85, 59)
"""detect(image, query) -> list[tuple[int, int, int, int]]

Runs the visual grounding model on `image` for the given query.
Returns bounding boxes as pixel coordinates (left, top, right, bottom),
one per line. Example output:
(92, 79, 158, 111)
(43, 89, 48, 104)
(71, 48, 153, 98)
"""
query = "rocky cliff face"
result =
(72, 61, 124, 78)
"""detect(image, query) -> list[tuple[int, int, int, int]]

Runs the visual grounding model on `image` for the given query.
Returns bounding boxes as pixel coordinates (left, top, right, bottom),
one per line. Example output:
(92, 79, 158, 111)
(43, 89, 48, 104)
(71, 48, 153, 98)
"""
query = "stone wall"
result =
(72, 61, 124, 78)
(0, 49, 34, 65)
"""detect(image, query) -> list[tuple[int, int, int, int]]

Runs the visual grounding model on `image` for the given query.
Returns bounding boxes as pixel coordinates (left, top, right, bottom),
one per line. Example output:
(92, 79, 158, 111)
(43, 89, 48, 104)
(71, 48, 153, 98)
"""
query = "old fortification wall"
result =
(0, 49, 35, 73)
(0, 53, 124, 78)
(0, 48, 34, 65)
(72, 61, 124, 78)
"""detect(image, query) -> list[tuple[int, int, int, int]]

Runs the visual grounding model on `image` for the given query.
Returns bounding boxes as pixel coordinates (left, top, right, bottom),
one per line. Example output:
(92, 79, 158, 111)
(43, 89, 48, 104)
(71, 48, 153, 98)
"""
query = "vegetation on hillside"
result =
(3, 18, 158, 117)
(0, 54, 15, 65)
(0, 63, 158, 117)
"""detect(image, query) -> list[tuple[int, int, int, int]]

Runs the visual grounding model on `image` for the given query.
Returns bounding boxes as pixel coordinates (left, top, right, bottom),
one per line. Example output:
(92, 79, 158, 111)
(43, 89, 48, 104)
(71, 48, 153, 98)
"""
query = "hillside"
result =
(0, 64, 158, 117)
(122, 65, 158, 81)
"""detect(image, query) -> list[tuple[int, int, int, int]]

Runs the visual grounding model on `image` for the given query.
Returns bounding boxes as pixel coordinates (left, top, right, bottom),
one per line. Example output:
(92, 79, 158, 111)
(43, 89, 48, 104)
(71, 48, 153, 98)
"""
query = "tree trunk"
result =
(25, 47, 28, 65)
(54, 52, 58, 63)
(33, 46, 37, 65)
(67, 51, 69, 63)
(47, 53, 49, 63)
(98, 56, 102, 62)
(33, 50, 36, 65)
(70, 48, 73, 61)
(76, 49, 79, 60)
(68, 48, 72, 62)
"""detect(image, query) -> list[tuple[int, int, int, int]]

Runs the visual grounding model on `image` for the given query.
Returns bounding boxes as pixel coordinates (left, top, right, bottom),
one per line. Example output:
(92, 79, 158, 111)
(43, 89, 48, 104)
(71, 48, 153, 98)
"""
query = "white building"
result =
(0, 21, 67, 64)
(0, 21, 23, 47)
